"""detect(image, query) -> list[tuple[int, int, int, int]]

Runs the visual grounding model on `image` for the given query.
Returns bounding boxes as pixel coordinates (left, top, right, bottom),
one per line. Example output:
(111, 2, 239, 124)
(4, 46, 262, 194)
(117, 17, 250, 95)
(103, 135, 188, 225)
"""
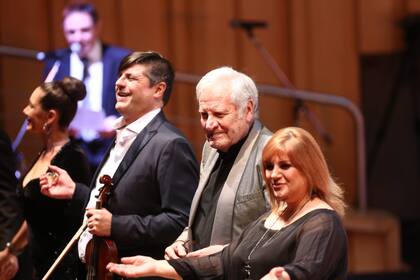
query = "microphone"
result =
(38, 43, 81, 61)
(36, 50, 58, 61)
(70, 42, 81, 54)
(230, 20, 268, 30)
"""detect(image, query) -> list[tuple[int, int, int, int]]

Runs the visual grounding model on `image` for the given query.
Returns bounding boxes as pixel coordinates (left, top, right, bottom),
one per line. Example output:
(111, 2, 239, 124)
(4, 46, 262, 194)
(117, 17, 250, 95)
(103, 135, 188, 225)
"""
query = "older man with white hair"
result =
(165, 66, 272, 259)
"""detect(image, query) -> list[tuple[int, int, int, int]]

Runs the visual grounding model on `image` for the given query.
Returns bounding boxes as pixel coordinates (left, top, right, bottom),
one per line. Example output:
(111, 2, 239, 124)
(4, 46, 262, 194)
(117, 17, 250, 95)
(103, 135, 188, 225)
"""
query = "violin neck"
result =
(95, 199, 102, 209)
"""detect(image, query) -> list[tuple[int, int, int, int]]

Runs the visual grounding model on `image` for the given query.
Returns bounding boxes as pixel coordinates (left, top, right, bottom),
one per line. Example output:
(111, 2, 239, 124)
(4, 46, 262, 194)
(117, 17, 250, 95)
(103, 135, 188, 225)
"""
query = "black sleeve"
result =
(283, 212, 348, 280)
(0, 130, 23, 248)
(168, 251, 225, 280)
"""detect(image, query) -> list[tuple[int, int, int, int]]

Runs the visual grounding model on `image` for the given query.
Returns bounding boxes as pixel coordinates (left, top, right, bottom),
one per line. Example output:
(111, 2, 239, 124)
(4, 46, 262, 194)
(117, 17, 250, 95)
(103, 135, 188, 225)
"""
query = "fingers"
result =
(266, 267, 286, 280)
(0, 255, 18, 280)
(45, 171, 59, 186)
(85, 209, 112, 236)
(121, 256, 142, 264)
(164, 245, 179, 260)
(107, 263, 139, 278)
(106, 263, 129, 277)
(164, 242, 187, 260)
(47, 165, 64, 174)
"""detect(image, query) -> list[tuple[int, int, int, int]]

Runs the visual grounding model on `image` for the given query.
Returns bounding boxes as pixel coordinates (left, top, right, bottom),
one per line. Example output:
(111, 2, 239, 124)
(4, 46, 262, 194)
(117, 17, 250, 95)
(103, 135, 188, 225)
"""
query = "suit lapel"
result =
(55, 50, 71, 81)
(210, 121, 263, 244)
(188, 146, 219, 227)
(111, 112, 165, 185)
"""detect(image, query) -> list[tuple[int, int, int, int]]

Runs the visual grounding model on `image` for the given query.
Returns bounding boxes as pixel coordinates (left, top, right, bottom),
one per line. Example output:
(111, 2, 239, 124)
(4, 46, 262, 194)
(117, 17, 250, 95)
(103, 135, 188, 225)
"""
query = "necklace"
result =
(243, 198, 311, 280)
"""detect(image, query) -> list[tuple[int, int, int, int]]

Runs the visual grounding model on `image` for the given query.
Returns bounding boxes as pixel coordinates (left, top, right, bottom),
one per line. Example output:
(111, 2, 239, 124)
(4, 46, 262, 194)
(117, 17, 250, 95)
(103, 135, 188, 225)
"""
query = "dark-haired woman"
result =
(8, 77, 90, 279)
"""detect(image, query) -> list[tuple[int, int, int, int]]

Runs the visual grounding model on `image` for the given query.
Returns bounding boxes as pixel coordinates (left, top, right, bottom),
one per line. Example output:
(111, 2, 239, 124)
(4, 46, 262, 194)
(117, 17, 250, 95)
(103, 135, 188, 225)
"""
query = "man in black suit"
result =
(40, 52, 199, 266)
(43, 2, 131, 172)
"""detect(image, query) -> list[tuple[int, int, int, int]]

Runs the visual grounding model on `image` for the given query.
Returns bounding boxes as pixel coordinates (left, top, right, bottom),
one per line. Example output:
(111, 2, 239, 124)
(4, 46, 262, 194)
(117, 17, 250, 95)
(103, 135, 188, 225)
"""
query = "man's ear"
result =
(245, 99, 255, 122)
(153, 82, 167, 100)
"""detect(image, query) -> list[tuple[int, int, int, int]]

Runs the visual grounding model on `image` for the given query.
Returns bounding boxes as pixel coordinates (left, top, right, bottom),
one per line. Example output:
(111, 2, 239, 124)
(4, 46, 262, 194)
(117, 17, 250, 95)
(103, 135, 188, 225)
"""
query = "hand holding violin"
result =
(86, 208, 112, 236)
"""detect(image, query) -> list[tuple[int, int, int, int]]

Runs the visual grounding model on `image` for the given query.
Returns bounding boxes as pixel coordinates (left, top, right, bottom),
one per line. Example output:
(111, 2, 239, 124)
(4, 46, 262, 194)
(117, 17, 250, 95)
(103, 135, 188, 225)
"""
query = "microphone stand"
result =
(239, 26, 332, 144)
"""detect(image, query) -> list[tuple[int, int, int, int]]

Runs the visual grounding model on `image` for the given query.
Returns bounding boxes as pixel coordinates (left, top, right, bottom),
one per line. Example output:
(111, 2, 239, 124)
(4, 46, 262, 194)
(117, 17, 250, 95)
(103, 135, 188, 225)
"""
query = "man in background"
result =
(43, 2, 130, 172)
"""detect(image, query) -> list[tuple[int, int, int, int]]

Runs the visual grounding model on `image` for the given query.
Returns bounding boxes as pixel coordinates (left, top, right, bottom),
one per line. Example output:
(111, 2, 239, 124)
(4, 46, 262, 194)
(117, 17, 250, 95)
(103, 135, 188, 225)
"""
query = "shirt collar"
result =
(113, 108, 161, 135)
(217, 122, 253, 160)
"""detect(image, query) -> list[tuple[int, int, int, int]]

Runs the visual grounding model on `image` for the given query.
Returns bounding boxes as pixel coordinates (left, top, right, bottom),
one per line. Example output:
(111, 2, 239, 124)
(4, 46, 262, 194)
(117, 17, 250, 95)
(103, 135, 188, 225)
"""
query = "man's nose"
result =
(115, 77, 125, 89)
(71, 31, 83, 42)
(204, 116, 217, 130)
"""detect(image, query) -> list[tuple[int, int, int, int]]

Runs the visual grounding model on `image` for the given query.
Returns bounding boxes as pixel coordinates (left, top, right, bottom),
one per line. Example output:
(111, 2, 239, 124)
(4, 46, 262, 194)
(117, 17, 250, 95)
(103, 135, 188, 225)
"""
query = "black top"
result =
(169, 209, 348, 280)
(191, 136, 246, 250)
(17, 140, 90, 280)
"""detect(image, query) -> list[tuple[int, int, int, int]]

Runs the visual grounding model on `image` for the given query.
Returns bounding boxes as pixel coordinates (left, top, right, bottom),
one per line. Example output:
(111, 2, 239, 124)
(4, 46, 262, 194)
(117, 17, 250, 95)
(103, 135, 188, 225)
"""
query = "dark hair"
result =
(119, 51, 174, 105)
(40, 77, 86, 129)
(63, 2, 98, 24)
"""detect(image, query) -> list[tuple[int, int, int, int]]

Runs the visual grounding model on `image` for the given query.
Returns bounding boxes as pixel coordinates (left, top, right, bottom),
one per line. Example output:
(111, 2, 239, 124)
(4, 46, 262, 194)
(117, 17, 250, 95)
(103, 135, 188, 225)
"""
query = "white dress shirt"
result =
(69, 40, 105, 141)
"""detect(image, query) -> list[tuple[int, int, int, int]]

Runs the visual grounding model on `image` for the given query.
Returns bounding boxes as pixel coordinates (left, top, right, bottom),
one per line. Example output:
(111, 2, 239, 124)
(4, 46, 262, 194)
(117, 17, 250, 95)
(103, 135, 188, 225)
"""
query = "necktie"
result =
(81, 57, 90, 82)
(81, 58, 91, 109)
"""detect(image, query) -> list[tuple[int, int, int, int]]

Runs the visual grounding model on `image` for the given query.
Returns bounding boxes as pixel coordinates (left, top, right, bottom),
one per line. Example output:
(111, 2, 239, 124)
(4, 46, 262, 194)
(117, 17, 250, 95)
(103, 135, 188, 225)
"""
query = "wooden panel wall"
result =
(0, 0, 415, 206)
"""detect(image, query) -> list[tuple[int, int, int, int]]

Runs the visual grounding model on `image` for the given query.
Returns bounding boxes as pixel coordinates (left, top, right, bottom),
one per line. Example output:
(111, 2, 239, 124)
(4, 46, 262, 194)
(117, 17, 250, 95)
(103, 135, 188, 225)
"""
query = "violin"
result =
(85, 175, 119, 280)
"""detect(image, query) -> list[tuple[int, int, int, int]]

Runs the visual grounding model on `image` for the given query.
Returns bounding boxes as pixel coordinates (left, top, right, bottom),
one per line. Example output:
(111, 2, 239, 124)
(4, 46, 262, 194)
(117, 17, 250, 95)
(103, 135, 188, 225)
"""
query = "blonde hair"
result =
(262, 127, 346, 217)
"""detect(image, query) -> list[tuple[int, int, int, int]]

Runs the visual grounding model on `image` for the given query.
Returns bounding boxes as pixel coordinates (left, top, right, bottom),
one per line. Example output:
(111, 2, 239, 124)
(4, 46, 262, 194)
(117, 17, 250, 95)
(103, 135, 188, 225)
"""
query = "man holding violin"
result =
(40, 51, 199, 279)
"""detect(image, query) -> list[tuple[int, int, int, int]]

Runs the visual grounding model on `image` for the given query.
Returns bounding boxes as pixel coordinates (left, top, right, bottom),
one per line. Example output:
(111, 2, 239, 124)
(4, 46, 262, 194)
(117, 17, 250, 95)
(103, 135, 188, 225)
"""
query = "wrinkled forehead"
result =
(198, 94, 237, 115)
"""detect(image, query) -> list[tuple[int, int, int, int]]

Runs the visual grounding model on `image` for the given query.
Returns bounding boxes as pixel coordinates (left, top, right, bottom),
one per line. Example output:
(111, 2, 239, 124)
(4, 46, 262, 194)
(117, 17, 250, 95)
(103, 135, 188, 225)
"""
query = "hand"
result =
(0, 253, 19, 280)
(39, 165, 76, 199)
(86, 208, 112, 236)
(0, 248, 8, 267)
(185, 244, 225, 258)
(260, 267, 290, 280)
(164, 240, 188, 260)
(107, 255, 156, 278)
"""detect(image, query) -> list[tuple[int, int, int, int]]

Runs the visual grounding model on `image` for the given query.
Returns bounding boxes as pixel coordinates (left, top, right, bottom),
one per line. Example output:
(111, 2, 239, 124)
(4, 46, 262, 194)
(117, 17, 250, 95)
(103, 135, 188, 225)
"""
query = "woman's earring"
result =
(43, 123, 51, 135)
